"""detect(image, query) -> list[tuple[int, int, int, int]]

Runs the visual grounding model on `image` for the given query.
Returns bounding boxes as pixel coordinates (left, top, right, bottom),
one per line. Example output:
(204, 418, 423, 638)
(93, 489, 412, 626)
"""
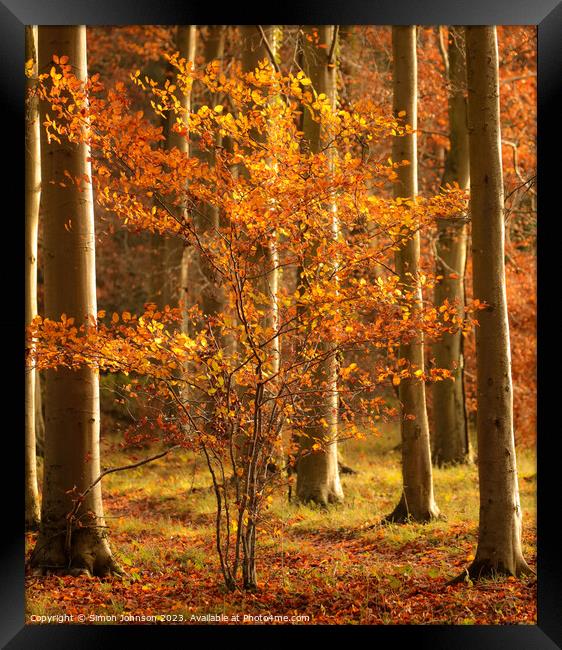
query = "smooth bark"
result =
(295, 25, 344, 506)
(35, 370, 45, 457)
(25, 25, 41, 530)
(183, 25, 227, 333)
(145, 55, 174, 306)
(240, 25, 280, 374)
(31, 26, 120, 576)
(460, 25, 531, 579)
(157, 27, 197, 316)
(232, 26, 281, 589)
(432, 26, 471, 466)
(386, 26, 440, 523)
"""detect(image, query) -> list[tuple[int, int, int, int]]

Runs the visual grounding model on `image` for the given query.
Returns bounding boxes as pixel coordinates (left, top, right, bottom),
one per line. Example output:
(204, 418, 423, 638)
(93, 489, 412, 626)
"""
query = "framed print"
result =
(1, 0, 560, 646)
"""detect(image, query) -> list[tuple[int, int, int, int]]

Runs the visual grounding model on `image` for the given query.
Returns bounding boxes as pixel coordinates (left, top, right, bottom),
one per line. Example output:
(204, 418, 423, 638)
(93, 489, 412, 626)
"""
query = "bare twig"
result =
(437, 26, 449, 77)
(256, 25, 281, 74)
(65, 445, 180, 558)
(327, 26, 340, 66)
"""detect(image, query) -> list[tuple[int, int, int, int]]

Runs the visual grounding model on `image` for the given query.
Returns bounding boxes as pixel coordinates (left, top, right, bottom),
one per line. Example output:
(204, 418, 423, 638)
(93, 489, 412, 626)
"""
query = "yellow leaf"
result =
(251, 89, 263, 104)
(392, 375, 401, 387)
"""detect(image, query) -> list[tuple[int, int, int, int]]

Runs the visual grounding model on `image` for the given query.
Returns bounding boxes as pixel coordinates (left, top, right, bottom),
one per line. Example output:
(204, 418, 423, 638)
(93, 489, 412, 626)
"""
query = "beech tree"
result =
(459, 25, 532, 580)
(239, 24, 280, 372)
(196, 25, 226, 222)
(161, 26, 197, 314)
(431, 26, 470, 466)
(30, 26, 120, 576)
(294, 25, 344, 506)
(386, 25, 440, 523)
(183, 25, 227, 337)
(28, 26, 475, 590)
(20, 24, 538, 624)
(25, 24, 41, 530)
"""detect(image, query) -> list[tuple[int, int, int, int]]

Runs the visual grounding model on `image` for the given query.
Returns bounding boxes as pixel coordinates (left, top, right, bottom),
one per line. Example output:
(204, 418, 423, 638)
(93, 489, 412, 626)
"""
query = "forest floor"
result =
(25, 425, 537, 625)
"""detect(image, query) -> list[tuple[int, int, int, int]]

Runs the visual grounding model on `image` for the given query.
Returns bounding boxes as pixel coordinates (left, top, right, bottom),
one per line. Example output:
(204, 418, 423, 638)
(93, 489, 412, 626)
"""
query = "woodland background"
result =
(24, 24, 536, 625)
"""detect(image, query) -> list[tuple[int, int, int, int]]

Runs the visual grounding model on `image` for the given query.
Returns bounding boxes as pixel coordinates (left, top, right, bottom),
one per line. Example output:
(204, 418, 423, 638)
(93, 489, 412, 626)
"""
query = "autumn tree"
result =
(238, 25, 280, 373)
(30, 26, 120, 576)
(161, 26, 197, 315)
(183, 25, 227, 337)
(385, 25, 440, 523)
(294, 25, 344, 506)
(431, 26, 470, 466)
(25, 24, 41, 530)
(29, 30, 471, 589)
(462, 26, 537, 448)
(458, 25, 531, 580)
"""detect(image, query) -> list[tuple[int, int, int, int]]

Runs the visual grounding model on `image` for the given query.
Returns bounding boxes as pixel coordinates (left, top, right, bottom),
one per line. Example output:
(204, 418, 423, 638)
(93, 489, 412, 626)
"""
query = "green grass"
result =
(27, 424, 536, 625)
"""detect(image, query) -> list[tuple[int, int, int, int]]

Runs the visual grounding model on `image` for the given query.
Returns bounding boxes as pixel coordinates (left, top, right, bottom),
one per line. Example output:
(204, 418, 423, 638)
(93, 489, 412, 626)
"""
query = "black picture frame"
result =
(2, 0, 560, 646)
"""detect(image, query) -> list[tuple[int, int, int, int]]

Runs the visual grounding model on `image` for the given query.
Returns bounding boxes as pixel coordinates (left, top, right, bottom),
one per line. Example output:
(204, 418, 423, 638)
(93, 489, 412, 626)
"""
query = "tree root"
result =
(30, 529, 123, 578)
(447, 557, 535, 585)
(383, 495, 442, 524)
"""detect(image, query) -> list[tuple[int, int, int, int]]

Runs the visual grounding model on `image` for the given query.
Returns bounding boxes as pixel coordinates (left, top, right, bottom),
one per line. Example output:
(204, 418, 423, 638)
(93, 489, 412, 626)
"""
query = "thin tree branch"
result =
(437, 26, 449, 77)
(327, 25, 340, 66)
(256, 25, 281, 74)
(87, 446, 181, 495)
(64, 444, 180, 561)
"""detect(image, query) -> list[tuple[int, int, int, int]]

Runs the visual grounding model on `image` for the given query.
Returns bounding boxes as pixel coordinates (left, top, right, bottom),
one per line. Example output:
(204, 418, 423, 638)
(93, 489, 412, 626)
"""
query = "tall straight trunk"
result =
(35, 368, 45, 457)
(386, 26, 439, 523)
(461, 25, 531, 579)
(432, 26, 470, 466)
(183, 25, 226, 335)
(240, 25, 280, 375)
(235, 25, 281, 589)
(180, 27, 229, 429)
(158, 27, 197, 315)
(146, 56, 173, 306)
(198, 23, 225, 237)
(31, 26, 120, 576)
(25, 24, 41, 531)
(295, 25, 344, 506)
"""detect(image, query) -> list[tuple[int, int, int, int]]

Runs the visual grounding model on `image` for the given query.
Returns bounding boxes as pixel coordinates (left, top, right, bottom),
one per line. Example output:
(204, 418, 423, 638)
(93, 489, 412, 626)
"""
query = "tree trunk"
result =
(25, 25, 41, 531)
(460, 25, 531, 579)
(158, 27, 197, 315)
(197, 24, 226, 242)
(237, 25, 280, 379)
(35, 370, 45, 458)
(295, 25, 344, 506)
(225, 26, 282, 590)
(432, 26, 471, 466)
(145, 55, 174, 307)
(31, 26, 120, 577)
(386, 26, 439, 523)
(182, 25, 227, 335)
